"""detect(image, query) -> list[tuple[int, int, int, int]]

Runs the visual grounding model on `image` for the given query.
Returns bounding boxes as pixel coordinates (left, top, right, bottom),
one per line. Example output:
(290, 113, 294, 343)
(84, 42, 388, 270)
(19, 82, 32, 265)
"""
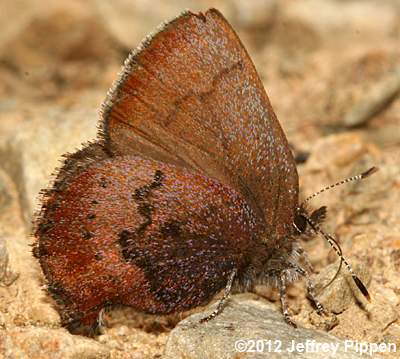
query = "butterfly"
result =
(33, 8, 374, 336)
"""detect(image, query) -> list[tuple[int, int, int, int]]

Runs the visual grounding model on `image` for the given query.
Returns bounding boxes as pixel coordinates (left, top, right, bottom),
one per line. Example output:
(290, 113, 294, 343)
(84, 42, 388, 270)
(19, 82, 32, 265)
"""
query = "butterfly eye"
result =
(293, 214, 307, 233)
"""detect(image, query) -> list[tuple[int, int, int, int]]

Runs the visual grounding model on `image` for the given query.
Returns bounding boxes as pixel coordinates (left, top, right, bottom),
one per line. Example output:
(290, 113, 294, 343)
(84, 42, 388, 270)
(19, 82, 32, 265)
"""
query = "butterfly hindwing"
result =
(35, 156, 260, 332)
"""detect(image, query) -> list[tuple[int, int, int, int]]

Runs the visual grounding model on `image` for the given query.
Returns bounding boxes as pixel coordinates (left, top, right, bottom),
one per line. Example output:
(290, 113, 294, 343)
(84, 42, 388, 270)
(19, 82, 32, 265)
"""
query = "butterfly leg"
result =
(298, 252, 326, 315)
(278, 272, 297, 328)
(200, 269, 237, 323)
(306, 277, 326, 315)
(291, 261, 326, 315)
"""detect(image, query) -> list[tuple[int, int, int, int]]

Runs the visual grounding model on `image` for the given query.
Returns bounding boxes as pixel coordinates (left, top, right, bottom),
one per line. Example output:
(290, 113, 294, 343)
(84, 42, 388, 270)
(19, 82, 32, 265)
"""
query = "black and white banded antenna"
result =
(301, 166, 378, 301)
(304, 214, 370, 301)
(302, 167, 378, 205)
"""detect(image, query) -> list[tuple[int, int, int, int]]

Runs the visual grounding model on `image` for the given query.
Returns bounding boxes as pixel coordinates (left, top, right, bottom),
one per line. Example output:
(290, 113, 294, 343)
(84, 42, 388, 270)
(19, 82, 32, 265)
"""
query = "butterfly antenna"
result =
(305, 215, 371, 302)
(299, 167, 377, 300)
(322, 234, 343, 290)
(302, 166, 378, 205)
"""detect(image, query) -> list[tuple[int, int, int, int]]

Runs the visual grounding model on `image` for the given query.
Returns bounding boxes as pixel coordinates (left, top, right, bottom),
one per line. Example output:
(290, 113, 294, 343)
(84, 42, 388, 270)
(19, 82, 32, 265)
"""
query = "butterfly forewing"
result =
(101, 9, 298, 242)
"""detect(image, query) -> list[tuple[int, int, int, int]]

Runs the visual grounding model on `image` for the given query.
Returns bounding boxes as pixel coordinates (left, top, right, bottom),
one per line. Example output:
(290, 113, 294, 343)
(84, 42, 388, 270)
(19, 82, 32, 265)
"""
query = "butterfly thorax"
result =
(238, 203, 327, 292)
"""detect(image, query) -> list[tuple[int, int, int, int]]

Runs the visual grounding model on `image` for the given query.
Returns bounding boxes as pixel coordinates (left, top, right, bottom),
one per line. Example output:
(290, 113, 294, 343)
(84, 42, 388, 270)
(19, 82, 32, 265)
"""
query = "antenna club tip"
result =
(353, 275, 371, 302)
(361, 166, 379, 179)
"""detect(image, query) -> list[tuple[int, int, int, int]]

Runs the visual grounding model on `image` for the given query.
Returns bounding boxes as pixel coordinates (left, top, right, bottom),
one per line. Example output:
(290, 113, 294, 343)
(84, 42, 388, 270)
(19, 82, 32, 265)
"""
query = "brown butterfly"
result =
(33, 8, 375, 336)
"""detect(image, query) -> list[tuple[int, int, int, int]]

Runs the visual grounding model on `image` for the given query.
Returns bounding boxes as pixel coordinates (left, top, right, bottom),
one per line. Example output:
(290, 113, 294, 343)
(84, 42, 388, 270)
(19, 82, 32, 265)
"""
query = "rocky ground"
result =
(0, 0, 399, 358)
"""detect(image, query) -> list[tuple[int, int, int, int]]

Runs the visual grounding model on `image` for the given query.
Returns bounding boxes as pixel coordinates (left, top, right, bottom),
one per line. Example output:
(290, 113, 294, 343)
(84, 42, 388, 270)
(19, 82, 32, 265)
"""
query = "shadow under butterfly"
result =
(33, 8, 377, 336)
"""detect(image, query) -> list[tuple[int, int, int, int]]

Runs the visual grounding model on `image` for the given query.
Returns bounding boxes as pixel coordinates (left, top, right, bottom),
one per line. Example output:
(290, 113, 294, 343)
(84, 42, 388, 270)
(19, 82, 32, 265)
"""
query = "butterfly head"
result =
(293, 205, 327, 235)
